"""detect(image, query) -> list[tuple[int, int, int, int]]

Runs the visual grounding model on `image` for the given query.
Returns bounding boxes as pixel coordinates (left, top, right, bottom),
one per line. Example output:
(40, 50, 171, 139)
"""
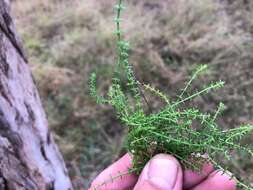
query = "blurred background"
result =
(12, 0, 253, 189)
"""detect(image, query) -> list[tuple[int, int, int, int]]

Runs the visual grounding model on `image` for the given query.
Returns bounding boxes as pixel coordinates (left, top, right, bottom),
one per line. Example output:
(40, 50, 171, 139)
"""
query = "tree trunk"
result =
(0, 0, 73, 189)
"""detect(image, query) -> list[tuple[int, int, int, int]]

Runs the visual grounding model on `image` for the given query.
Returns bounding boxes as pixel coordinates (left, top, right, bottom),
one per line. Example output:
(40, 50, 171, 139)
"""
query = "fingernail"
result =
(147, 157, 178, 189)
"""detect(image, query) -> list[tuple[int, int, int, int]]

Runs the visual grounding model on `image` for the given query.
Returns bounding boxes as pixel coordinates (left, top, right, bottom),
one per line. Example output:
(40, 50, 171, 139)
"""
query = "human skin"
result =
(89, 154, 236, 190)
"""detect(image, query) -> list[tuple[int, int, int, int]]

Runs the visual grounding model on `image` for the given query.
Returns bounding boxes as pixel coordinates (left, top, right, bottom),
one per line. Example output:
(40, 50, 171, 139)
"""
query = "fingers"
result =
(134, 154, 183, 190)
(88, 153, 138, 190)
(89, 153, 236, 190)
(190, 170, 236, 190)
(183, 163, 214, 189)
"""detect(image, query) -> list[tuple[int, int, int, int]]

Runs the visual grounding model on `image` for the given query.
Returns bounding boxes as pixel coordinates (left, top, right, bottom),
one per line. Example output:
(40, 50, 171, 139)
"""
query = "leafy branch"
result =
(90, 0, 253, 189)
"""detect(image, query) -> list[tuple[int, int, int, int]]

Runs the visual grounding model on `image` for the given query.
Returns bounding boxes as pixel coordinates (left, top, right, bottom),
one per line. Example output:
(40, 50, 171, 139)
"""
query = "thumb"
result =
(134, 154, 183, 190)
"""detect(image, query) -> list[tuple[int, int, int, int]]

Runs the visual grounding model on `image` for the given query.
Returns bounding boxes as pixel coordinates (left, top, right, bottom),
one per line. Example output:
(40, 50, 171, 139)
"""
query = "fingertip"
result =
(151, 154, 182, 167)
(191, 170, 237, 190)
(111, 153, 133, 171)
(184, 162, 214, 189)
(209, 170, 237, 189)
(89, 153, 137, 190)
(134, 154, 183, 190)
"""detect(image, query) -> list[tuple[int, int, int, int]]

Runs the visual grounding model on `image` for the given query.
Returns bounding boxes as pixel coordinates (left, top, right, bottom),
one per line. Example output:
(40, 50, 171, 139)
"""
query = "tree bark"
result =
(0, 0, 73, 189)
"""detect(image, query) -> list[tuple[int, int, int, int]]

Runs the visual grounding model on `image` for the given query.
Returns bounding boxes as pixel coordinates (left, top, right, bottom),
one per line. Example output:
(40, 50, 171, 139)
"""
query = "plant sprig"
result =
(90, 0, 253, 189)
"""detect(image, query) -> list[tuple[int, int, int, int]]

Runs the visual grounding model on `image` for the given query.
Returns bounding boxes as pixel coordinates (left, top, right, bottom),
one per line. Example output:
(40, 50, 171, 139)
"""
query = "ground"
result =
(13, 0, 253, 189)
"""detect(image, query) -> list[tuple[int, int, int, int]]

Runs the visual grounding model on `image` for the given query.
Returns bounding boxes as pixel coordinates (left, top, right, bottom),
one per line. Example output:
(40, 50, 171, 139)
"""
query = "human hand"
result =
(89, 154, 236, 190)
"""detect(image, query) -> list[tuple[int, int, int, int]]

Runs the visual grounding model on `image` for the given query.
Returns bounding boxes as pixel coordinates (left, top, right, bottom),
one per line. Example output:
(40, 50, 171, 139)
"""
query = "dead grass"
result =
(13, 0, 253, 189)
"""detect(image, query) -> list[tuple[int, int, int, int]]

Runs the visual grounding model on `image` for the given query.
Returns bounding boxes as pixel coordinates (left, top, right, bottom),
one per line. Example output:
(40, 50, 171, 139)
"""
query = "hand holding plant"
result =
(89, 153, 236, 190)
(89, 0, 253, 189)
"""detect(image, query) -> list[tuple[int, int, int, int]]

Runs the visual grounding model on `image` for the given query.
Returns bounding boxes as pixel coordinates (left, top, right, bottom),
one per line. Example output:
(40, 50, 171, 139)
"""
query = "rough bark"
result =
(0, 0, 73, 189)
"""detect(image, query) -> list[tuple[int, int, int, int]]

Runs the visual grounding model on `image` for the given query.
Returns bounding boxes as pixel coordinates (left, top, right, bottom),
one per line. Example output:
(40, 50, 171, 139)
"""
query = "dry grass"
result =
(13, 0, 253, 189)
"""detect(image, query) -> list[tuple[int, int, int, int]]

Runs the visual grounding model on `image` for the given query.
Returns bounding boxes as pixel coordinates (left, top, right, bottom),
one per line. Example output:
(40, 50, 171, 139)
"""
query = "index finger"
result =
(88, 154, 138, 190)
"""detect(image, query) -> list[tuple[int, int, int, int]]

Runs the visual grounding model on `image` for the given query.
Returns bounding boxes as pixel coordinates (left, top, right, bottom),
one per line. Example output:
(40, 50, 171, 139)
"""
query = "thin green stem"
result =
(173, 81, 224, 107)
(179, 65, 208, 99)
(116, 0, 123, 41)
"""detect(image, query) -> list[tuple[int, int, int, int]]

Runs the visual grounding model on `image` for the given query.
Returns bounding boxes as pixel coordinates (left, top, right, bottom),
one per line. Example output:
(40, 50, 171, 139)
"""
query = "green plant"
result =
(90, 0, 253, 189)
